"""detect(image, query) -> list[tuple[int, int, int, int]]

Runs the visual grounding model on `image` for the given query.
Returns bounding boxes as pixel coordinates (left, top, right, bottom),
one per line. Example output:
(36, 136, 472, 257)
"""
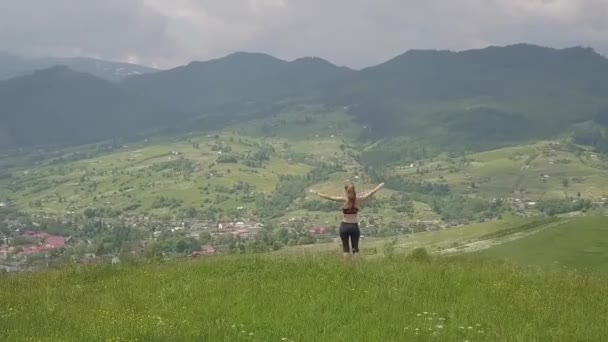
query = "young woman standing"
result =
(310, 182, 384, 259)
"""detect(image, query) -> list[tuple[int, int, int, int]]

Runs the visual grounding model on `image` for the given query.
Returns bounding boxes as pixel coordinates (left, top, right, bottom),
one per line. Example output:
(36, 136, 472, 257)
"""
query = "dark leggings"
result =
(339, 222, 360, 253)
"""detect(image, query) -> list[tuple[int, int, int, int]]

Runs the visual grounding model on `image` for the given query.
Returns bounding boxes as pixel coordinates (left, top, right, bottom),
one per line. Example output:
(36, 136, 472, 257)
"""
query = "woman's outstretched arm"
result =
(358, 182, 385, 200)
(310, 189, 344, 202)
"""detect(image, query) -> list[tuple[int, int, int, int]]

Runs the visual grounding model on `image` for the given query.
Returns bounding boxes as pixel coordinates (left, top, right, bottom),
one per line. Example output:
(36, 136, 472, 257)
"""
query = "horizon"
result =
(2, 41, 605, 72)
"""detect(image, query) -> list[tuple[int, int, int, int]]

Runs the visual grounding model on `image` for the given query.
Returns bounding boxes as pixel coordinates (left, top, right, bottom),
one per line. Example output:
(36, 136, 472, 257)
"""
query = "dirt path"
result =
(438, 220, 568, 255)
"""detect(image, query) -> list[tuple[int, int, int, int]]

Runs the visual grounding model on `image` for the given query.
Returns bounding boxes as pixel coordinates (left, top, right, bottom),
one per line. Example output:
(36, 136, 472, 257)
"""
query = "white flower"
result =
(423, 312, 428, 315)
(417, 313, 422, 316)
(281, 338, 287, 341)
(438, 317, 446, 321)
(436, 325, 443, 329)
(468, 326, 473, 330)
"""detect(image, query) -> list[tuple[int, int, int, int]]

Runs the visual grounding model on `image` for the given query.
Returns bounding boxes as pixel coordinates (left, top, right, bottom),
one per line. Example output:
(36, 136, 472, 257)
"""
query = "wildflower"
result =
(459, 326, 465, 329)
(476, 324, 481, 327)
(241, 331, 246, 334)
(423, 312, 428, 315)
(436, 325, 443, 329)
(438, 317, 446, 321)
(417, 313, 422, 317)
(428, 317, 433, 321)
(281, 338, 287, 341)
(249, 332, 254, 336)
(431, 312, 437, 315)
(467, 326, 473, 330)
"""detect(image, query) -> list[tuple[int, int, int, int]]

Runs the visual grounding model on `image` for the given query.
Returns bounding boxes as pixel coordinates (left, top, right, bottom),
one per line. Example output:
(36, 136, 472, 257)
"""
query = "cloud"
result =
(1, 0, 608, 68)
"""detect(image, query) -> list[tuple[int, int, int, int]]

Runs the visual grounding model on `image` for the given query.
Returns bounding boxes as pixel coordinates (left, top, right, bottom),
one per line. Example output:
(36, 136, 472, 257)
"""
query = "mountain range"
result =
(0, 52, 157, 82)
(1, 44, 608, 150)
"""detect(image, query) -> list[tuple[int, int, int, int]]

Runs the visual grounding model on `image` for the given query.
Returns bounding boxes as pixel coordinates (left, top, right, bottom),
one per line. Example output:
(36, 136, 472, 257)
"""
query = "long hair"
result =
(344, 182, 357, 209)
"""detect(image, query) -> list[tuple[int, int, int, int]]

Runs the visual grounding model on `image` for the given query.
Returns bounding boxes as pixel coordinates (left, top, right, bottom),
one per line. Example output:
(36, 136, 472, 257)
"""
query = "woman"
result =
(310, 182, 384, 259)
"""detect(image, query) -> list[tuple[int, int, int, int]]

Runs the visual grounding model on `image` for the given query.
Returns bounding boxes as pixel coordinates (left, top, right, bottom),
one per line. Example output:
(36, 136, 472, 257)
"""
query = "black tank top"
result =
(342, 207, 359, 215)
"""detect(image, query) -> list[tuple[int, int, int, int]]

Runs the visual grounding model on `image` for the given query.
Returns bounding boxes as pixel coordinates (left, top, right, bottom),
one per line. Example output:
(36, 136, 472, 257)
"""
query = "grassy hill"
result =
(1, 253, 607, 341)
(386, 141, 608, 200)
(1, 127, 606, 229)
(479, 216, 608, 273)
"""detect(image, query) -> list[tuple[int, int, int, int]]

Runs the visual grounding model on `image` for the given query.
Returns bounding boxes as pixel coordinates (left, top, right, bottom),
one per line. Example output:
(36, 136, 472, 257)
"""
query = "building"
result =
(24, 231, 51, 239)
(309, 227, 328, 235)
(45, 236, 65, 249)
(232, 229, 257, 239)
(191, 245, 217, 258)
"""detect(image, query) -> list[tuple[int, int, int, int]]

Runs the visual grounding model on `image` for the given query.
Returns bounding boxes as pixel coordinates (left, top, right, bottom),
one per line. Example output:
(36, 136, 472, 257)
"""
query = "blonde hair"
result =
(344, 182, 357, 209)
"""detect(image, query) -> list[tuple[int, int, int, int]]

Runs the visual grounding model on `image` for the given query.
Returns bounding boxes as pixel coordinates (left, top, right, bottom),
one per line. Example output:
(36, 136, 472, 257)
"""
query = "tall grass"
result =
(2, 253, 607, 341)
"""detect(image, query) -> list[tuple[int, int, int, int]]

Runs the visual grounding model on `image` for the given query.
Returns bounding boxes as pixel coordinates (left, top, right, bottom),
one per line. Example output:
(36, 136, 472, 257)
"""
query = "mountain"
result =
(0, 66, 176, 148)
(121, 52, 353, 114)
(0, 52, 33, 80)
(0, 52, 157, 82)
(34, 57, 158, 82)
(329, 44, 608, 146)
(3, 44, 608, 152)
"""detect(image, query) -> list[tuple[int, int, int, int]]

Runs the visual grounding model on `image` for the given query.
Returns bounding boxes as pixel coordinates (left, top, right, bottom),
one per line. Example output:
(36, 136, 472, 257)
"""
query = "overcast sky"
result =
(1, 0, 607, 69)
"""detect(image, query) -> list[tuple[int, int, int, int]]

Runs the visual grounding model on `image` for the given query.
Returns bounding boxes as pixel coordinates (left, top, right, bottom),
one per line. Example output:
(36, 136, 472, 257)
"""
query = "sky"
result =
(1, 0, 608, 69)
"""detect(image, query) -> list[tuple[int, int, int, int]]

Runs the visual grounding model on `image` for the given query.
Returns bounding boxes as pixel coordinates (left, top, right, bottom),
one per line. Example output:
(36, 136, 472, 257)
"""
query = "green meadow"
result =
(1, 253, 607, 341)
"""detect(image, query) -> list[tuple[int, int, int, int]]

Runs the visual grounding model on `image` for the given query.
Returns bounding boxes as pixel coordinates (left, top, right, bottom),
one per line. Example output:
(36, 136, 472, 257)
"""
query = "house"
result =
(232, 229, 257, 239)
(45, 236, 65, 249)
(24, 231, 50, 239)
(309, 227, 328, 235)
(191, 245, 217, 258)
(0, 265, 19, 272)
(18, 245, 51, 256)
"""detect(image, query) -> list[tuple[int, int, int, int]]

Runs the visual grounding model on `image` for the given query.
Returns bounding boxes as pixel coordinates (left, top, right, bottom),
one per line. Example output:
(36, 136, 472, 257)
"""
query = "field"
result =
(2, 121, 607, 223)
(389, 141, 608, 200)
(2, 211, 608, 341)
(479, 216, 608, 273)
(0, 132, 347, 216)
(277, 216, 532, 256)
(1, 253, 607, 341)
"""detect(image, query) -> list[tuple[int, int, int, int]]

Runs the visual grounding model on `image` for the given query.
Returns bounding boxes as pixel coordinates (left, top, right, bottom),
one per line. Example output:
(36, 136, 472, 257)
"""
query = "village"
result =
(0, 207, 340, 273)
